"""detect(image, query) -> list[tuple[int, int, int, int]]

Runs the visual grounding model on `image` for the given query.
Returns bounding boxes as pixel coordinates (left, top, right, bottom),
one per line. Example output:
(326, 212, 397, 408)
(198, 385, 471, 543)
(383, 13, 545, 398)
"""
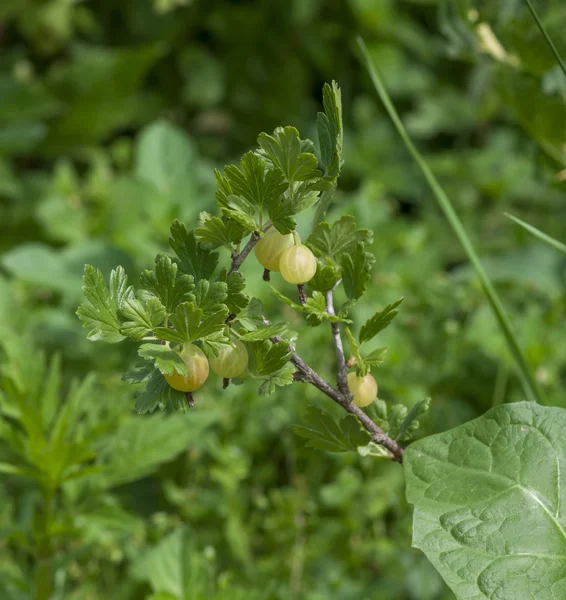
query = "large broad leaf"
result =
(404, 402, 566, 600)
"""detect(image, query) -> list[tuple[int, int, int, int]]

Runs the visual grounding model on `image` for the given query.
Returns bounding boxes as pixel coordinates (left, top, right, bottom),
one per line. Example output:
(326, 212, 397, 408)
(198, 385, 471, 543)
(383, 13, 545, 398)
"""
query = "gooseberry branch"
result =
(228, 232, 405, 463)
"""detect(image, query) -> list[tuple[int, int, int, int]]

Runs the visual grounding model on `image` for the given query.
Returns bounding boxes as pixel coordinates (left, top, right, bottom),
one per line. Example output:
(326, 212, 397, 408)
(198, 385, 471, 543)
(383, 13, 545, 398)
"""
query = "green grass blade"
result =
(356, 37, 543, 404)
(524, 0, 566, 80)
(505, 213, 566, 254)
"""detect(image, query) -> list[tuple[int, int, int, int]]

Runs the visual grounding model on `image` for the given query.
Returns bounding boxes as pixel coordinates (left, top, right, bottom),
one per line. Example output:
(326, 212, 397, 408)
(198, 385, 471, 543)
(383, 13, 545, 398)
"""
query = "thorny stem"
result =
(228, 233, 404, 462)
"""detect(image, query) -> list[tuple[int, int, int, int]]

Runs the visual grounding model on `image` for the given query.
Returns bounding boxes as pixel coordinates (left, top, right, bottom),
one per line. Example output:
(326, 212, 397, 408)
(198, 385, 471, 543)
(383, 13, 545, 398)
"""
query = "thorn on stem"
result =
(297, 284, 307, 305)
(223, 378, 230, 389)
(186, 392, 195, 408)
(263, 268, 271, 282)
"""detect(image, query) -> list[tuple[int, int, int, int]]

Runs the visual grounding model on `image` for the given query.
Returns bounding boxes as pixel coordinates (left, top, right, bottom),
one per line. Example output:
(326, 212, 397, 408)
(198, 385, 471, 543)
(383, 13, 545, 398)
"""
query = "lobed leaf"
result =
(359, 298, 404, 344)
(169, 220, 219, 282)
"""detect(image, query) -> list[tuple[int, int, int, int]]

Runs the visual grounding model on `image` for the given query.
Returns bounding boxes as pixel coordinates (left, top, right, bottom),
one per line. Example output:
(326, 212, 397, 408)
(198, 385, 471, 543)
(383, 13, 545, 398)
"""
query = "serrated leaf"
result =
(317, 81, 343, 184)
(404, 402, 566, 600)
(363, 347, 388, 367)
(225, 272, 250, 315)
(167, 301, 229, 343)
(194, 212, 246, 249)
(268, 187, 320, 235)
(138, 344, 186, 376)
(240, 323, 288, 342)
(193, 279, 228, 315)
(214, 187, 258, 232)
(271, 288, 350, 325)
(199, 331, 231, 358)
(250, 340, 292, 376)
(221, 152, 287, 213)
(258, 126, 321, 183)
(77, 265, 132, 343)
(307, 216, 372, 260)
(258, 363, 296, 396)
(293, 406, 370, 452)
(359, 298, 403, 343)
(140, 255, 195, 315)
(396, 397, 430, 442)
(169, 220, 219, 281)
(122, 362, 155, 384)
(121, 296, 166, 341)
(340, 243, 375, 303)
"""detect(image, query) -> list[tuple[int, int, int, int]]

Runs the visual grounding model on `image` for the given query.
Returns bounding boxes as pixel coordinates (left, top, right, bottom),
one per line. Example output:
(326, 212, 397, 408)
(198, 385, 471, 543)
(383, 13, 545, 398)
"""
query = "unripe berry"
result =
(347, 372, 378, 407)
(165, 344, 209, 392)
(254, 228, 296, 272)
(209, 339, 249, 378)
(279, 244, 317, 284)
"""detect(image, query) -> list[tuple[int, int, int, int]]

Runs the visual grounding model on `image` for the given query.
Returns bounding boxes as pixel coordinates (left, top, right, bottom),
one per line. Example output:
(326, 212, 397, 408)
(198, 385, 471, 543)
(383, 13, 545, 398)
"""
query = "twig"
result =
(288, 349, 404, 462)
(227, 231, 404, 462)
(228, 231, 261, 275)
(274, 337, 404, 462)
(325, 289, 349, 396)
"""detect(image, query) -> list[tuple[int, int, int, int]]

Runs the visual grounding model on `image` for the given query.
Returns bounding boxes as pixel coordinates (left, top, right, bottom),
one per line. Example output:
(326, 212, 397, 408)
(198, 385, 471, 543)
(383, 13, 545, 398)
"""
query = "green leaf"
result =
(396, 397, 430, 442)
(357, 37, 543, 403)
(169, 220, 219, 282)
(138, 344, 186, 377)
(121, 296, 166, 341)
(77, 265, 132, 343)
(133, 368, 176, 414)
(194, 212, 246, 249)
(258, 126, 321, 183)
(220, 151, 287, 212)
(122, 362, 155, 385)
(307, 216, 372, 261)
(404, 402, 566, 600)
(99, 411, 219, 487)
(271, 288, 351, 325)
(258, 363, 296, 396)
(225, 272, 250, 315)
(267, 187, 320, 235)
(165, 301, 228, 343)
(193, 279, 228, 316)
(317, 81, 343, 184)
(307, 260, 341, 294)
(236, 297, 265, 331)
(293, 406, 370, 453)
(250, 340, 292, 377)
(240, 323, 287, 342)
(340, 243, 375, 302)
(140, 255, 195, 315)
(363, 347, 388, 368)
(359, 298, 404, 344)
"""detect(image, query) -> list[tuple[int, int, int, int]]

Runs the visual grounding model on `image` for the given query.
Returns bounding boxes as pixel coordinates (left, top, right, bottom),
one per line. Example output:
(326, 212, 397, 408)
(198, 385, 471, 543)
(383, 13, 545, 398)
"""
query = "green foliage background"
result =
(0, 0, 565, 598)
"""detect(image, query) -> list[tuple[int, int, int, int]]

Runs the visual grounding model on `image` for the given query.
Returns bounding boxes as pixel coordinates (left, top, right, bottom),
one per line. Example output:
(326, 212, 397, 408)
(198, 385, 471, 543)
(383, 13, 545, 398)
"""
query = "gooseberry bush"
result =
(77, 82, 566, 599)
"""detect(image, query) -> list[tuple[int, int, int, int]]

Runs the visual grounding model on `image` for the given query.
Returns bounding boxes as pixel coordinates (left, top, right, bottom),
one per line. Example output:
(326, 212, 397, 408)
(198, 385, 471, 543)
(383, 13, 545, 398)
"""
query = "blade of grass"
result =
(524, 0, 566, 80)
(356, 37, 543, 404)
(505, 213, 566, 254)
